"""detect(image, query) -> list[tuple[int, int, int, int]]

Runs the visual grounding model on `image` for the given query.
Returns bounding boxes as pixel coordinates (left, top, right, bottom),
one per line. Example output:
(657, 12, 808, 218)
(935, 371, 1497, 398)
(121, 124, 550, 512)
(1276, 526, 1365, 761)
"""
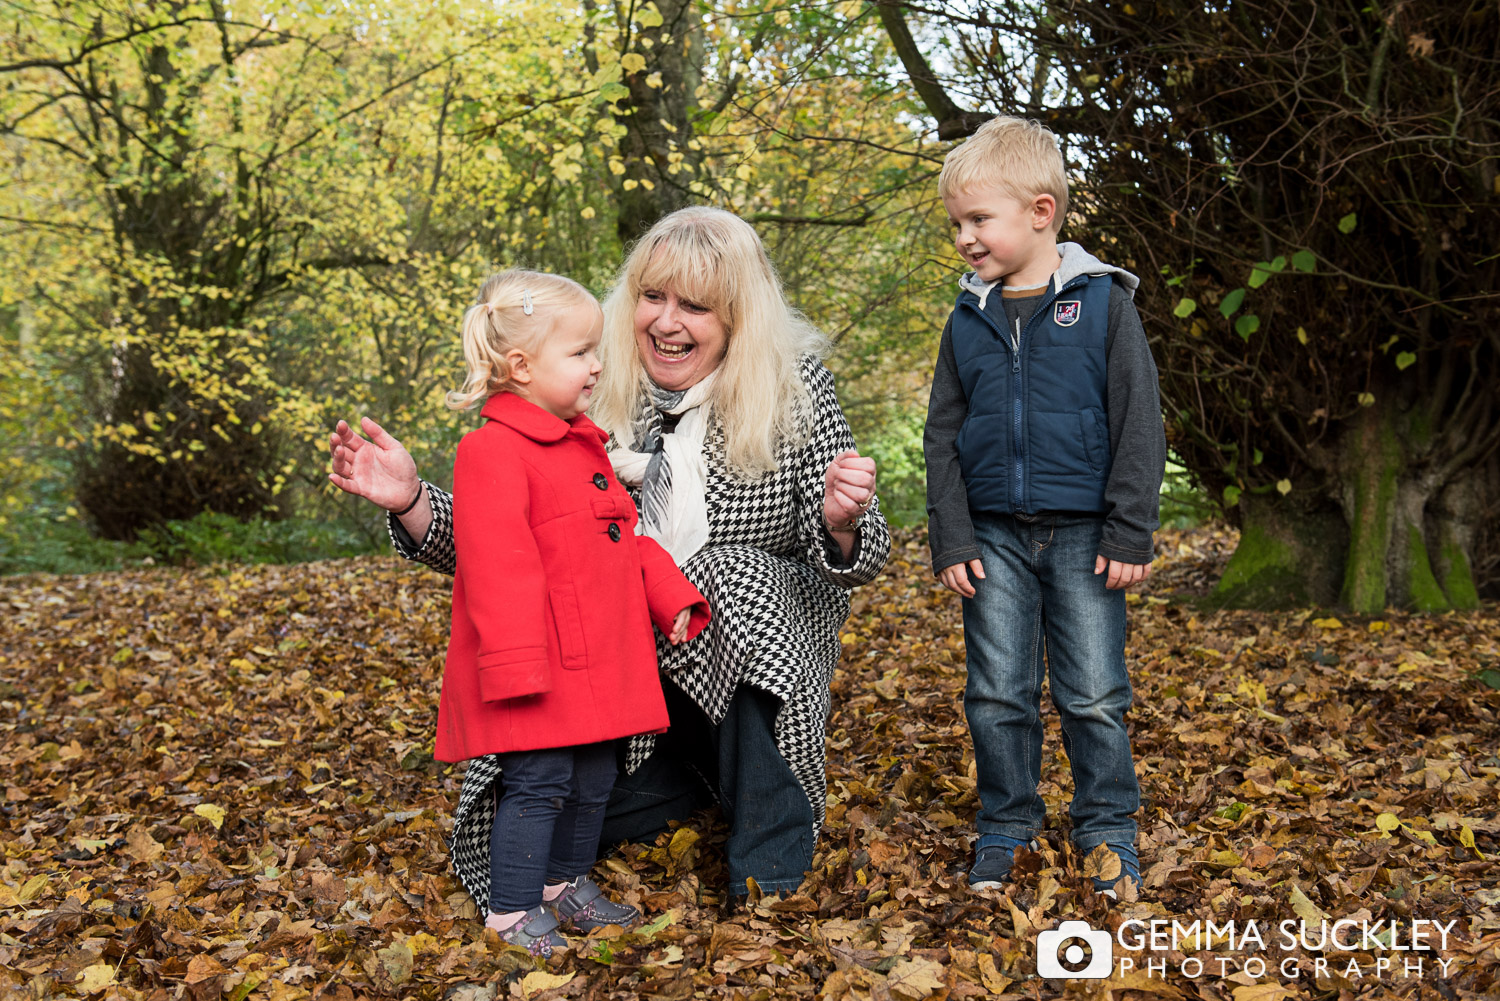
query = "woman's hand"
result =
(822, 449, 877, 533)
(328, 417, 421, 511)
(668, 608, 693, 645)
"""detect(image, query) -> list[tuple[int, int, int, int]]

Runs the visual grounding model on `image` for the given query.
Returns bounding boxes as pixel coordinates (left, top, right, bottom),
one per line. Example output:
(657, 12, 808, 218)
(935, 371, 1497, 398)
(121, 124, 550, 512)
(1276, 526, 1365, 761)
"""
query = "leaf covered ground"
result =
(3, 526, 1498, 1001)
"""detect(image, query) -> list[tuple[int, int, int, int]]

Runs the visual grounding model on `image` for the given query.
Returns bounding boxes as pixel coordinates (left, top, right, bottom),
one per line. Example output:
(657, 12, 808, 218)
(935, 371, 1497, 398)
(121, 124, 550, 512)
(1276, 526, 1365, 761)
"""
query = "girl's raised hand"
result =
(669, 608, 693, 645)
(328, 417, 421, 512)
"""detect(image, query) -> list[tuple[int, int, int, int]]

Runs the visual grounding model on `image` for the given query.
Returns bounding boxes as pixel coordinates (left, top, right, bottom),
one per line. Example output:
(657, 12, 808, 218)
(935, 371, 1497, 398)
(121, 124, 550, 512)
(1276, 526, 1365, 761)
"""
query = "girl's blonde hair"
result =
(446, 270, 600, 410)
(938, 115, 1069, 231)
(590, 206, 828, 477)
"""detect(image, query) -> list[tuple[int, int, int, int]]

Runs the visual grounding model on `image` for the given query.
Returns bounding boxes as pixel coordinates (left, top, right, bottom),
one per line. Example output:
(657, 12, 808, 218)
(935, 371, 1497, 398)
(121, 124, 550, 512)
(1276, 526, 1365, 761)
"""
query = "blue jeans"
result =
(962, 512, 1139, 854)
(599, 683, 814, 895)
(490, 742, 617, 911)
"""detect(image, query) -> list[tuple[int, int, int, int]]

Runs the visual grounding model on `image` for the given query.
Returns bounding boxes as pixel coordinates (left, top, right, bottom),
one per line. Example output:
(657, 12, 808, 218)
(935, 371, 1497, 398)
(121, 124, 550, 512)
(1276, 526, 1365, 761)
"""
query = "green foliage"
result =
(0, 509, 379, 576)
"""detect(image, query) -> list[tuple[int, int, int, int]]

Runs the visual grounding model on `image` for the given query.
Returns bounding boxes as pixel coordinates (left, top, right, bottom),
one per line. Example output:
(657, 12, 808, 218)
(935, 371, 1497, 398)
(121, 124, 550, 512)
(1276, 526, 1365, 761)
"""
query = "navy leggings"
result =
(489, 741, 617, 912)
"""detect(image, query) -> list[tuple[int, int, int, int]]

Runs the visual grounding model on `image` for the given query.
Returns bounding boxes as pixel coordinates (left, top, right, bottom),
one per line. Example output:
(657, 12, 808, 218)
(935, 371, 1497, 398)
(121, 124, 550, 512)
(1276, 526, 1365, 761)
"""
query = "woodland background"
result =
(3, 1, 1499, 999)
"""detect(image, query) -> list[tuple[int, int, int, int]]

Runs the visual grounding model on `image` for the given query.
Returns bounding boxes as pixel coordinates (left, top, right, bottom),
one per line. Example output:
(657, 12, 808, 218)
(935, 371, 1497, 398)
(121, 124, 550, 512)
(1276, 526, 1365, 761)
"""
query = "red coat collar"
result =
(479, 391, 608, 444)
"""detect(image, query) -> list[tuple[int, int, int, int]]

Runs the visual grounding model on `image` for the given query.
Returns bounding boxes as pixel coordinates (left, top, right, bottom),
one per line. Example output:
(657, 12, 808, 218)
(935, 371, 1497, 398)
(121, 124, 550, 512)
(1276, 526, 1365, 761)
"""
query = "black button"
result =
(608, 523, 622, 542)
(593, 473, 609, 490)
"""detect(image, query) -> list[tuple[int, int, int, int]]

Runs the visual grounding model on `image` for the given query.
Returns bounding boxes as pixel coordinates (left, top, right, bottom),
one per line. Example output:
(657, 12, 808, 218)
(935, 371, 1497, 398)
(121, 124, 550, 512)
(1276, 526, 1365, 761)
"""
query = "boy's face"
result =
(944, 188, 1057, 286)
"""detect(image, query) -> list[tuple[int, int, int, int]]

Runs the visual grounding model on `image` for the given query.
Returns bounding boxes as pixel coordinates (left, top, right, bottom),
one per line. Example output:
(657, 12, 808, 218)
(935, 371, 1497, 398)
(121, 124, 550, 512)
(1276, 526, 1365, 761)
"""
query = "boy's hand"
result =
(938, 559, 985, 597)
(668, 608, 692, 645)
(1095, 555, 1152, 589)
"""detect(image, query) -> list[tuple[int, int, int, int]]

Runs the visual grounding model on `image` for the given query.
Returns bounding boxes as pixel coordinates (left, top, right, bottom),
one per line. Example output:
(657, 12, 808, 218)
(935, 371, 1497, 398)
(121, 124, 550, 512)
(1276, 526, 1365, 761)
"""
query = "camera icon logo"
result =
(1037, 920, 1113, 979)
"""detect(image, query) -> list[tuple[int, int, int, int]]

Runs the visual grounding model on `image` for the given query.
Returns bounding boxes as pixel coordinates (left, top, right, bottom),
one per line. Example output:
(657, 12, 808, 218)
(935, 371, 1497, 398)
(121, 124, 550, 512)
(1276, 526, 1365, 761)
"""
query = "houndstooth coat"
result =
(391, 357, 890, 907)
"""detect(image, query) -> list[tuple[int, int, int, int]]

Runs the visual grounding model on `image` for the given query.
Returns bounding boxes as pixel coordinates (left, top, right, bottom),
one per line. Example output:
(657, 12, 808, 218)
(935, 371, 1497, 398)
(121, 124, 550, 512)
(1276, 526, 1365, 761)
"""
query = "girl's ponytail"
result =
(446, 270, 598, 411)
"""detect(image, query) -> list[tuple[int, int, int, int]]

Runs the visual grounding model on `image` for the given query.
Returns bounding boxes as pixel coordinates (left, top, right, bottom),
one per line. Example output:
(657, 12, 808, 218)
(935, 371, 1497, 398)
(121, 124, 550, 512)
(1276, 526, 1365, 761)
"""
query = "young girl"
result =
(438, 270, 709, 955)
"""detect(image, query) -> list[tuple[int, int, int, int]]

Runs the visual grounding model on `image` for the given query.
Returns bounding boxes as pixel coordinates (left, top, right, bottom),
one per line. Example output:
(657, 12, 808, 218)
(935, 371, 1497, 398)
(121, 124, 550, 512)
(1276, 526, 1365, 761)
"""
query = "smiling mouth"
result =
(652, 336, 693, 359)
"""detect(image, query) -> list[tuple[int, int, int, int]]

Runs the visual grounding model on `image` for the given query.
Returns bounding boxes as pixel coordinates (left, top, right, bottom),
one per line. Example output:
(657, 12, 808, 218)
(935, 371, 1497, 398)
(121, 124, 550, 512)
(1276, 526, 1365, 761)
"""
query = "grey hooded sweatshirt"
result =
(922, 242, 1167, 574)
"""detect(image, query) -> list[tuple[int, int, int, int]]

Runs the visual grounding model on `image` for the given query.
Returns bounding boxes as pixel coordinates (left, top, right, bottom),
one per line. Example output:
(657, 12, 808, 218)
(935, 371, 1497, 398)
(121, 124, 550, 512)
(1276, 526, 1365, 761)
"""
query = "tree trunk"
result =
(1211, 494, 1346, 609)
(1214, 404, 1486, 613)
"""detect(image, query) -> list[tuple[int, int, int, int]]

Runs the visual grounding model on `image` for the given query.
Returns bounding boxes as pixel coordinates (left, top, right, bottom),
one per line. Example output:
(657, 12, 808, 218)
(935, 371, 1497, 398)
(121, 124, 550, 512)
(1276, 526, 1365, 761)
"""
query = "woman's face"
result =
(633, 286, 729, 391)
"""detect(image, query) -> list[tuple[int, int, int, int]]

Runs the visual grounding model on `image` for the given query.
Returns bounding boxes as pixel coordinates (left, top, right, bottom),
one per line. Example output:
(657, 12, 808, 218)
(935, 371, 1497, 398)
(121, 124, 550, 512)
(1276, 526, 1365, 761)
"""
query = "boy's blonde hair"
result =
(446, 270, 600, 410)
(590, 206, 828, 477)
(938, 116, 1069, 231)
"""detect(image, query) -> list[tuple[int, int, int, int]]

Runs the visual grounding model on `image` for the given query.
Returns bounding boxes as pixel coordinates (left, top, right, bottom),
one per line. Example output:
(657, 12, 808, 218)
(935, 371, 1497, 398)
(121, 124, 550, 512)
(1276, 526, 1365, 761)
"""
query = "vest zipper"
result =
(1011, 316, 1023, 513)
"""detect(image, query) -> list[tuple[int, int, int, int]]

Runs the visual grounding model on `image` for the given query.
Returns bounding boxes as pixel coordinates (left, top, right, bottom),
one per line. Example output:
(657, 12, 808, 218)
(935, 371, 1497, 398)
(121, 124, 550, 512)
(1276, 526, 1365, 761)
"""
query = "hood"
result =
(959, 242, 1139, 310)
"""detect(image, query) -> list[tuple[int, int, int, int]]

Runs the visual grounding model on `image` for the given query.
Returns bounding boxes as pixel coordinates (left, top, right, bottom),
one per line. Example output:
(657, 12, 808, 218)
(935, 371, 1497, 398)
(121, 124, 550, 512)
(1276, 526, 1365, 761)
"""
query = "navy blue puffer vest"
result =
(950, 273, 1113, 514)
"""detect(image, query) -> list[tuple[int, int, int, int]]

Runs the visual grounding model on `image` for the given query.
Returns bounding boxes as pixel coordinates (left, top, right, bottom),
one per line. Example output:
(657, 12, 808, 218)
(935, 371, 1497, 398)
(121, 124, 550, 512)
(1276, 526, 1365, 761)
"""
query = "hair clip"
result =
(483, 303, 495, 315)
(522, 289, 533, 315)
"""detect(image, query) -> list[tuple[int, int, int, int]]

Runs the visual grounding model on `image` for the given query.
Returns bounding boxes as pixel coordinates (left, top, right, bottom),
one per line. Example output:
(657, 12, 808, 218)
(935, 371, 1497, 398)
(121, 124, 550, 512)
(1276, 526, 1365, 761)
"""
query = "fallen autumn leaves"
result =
(2, 526, 1498, 1000)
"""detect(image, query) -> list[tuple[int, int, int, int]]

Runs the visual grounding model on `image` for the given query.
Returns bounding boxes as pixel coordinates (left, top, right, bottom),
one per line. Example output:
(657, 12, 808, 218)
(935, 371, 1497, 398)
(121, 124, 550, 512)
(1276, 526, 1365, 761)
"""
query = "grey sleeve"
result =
(1100, 283, 1166, 564)
(923, 315, 981, 575)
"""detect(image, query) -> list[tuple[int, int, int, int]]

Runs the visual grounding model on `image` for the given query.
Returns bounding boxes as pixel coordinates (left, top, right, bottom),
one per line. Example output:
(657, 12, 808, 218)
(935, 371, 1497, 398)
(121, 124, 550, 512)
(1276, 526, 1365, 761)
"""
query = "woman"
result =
(329, 207, 890, 902)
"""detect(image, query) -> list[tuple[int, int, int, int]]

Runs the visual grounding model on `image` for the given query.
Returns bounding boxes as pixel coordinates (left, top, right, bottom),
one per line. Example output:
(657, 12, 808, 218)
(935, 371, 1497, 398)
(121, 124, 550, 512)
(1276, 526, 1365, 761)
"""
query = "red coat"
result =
(436, 392, 710, 762)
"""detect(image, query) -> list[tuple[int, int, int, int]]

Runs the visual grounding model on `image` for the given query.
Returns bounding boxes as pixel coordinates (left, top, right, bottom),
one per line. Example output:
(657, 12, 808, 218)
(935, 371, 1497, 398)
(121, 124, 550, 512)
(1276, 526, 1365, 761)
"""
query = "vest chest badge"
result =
(1054, 300, 1082, 326)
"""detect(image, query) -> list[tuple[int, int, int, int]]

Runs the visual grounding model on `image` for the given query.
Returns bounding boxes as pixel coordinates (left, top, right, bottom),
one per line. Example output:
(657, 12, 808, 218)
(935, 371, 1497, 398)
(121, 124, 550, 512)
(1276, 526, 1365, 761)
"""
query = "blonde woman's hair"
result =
(446, 270, 600, 410)
(938, 116, 1069, 231)
(590, 206, 829, 477)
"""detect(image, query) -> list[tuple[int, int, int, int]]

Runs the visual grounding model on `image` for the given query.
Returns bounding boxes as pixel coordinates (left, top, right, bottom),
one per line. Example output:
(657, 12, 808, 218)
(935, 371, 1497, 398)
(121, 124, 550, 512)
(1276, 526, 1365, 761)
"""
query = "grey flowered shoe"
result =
(489, 904, 566, 956)
(549, 876, 639, 932)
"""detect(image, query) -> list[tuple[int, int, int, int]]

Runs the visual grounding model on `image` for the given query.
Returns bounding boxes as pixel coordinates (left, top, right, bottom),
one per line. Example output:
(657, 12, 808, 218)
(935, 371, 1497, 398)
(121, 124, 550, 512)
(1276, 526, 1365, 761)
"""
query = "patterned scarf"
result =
(609, 370, 718, 566)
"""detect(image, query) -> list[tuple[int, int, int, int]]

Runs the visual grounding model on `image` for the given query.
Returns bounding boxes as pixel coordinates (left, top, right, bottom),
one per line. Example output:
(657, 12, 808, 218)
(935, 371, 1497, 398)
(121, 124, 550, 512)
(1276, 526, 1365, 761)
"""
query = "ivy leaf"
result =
(1223, 485, 1242, 506)
(1277, 479, 1292, 495)
(1338, 212, 1358, 234)
(1292, 250, 1317, 272)
(1173, 297, 1197, 318)
(1358, 391, 1376, 406)
(1248, 263, 1274, 289)
(1219, 288, 1246, 318)
(1268, 255, 1287, 272)
(1396, 352, 1416, 370)
(1235, 313, 1260, 339)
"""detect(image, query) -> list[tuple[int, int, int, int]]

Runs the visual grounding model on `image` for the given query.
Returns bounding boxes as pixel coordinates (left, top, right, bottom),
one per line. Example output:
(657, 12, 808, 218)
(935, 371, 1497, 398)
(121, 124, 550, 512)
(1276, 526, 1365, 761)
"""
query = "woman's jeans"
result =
(963, 512, 1139, 854)
(600, 683, 814, 895)
(489, 741, 617, 912)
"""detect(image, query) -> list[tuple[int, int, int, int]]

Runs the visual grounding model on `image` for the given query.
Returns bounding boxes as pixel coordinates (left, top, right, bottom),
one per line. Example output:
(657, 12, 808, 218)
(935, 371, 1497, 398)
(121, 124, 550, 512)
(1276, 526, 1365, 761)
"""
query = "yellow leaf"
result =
(1232, 983, 1298, 1001)
(1311, 617, 1343, 629)
(18, 874, 49, 902)
(521, 971, 576, 997)
(1276, 479, 1292, 495)
(377, 940, 413, 985)
(1288, 883, 1326, 924)
(194, 803, 226, 829)
(1297, 326, 1309, 345)
(976, 953, 1011, 994)
(621, 53, 647, 74)
(883, 957, 945, 1000)
(1375, 812, 1401, 836)
(126, 824, 164, 863)
(1367, 620, 1389, 632)
(75, 963, 116, 993)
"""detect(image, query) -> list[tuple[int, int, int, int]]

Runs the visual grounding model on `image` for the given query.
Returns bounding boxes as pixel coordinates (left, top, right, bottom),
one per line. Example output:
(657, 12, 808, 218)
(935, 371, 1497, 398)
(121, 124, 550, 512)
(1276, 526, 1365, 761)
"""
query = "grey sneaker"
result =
(1089, 843, 1141, 900)
(490, 904, 566, 956)
(549, 876, 639, 931)
(967, 836, 1037, 891)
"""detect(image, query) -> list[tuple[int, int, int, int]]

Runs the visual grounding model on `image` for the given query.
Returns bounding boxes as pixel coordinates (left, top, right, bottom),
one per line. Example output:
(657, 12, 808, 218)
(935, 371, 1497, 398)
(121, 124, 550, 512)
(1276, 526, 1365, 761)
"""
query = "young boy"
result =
(923, 116, 1166, 896)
